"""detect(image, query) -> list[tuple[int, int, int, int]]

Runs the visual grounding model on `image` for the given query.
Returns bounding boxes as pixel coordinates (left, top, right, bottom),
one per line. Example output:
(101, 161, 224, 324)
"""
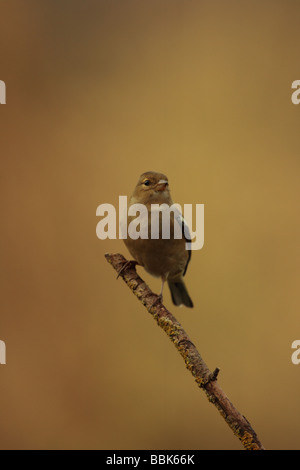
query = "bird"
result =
(122, 171, 193, 308)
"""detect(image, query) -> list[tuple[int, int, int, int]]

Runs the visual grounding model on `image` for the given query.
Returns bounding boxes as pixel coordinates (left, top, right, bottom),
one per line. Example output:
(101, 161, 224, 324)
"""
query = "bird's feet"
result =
(116, 260, 139, 279)
(156, 278, 165, 304)
(149, 293, 164, 309)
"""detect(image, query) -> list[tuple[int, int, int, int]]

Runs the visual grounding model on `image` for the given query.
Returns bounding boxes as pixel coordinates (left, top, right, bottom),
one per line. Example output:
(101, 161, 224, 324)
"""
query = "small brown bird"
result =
(123, 171, 193, 308)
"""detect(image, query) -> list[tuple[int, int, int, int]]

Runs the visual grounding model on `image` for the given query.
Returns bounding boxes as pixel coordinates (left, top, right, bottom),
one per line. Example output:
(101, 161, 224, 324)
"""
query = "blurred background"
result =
(0, 0, 299, 450)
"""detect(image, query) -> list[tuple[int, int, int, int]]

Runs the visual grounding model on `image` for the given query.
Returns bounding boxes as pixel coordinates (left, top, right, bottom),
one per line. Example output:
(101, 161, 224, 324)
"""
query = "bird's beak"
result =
(156, 180, 169, 192)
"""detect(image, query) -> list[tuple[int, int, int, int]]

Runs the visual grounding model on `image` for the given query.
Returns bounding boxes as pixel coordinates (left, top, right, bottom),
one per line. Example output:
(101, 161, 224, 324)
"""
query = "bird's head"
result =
(131, 171, 171, 205)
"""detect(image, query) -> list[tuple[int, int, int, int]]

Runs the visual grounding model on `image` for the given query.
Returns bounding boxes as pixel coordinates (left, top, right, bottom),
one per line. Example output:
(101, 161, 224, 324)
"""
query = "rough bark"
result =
(105, 253, 265, 450)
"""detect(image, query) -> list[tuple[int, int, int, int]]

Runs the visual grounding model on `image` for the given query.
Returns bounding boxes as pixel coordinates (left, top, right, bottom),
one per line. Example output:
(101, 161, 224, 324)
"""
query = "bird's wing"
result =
(174, 207, 192, 276)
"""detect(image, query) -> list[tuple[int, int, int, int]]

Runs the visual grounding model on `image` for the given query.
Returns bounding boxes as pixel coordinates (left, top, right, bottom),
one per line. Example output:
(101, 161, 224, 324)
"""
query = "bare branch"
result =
(105, 253, 265, 450)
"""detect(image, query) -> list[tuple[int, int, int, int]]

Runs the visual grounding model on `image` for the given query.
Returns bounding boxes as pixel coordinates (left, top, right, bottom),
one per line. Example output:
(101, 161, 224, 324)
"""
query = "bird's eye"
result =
(143, 180, 151, 186)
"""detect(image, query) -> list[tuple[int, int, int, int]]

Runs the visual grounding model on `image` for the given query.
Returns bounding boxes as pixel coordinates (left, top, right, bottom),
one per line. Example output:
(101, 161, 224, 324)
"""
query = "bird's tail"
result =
(168, 279, 193, 308)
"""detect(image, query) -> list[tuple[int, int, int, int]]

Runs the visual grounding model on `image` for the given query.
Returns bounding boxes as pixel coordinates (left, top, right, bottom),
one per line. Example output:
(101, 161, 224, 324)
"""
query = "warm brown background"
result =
(0, 0, 299, 450)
